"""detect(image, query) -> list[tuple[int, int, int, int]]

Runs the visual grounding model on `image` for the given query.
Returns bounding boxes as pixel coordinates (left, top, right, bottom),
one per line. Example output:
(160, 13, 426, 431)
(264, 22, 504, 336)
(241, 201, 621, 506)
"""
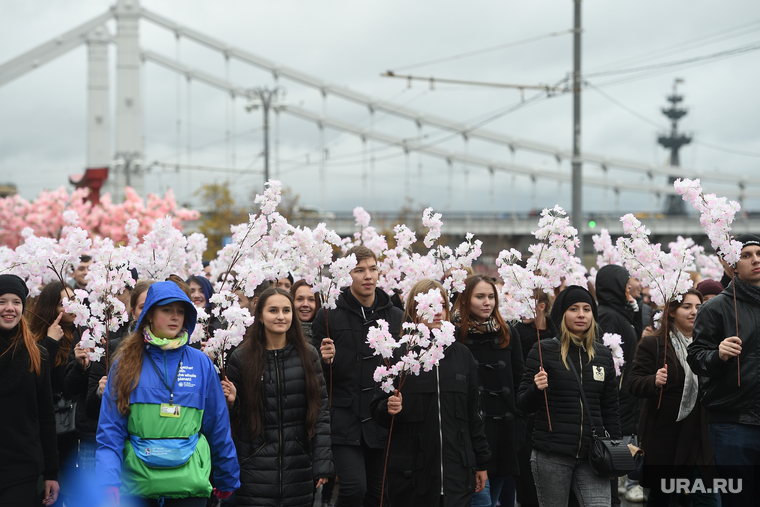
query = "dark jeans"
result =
(472, 475, 514, 507)
(0, 479, 38, 506)
(709, 422, 760, 507)
(332, 442, 385, 507)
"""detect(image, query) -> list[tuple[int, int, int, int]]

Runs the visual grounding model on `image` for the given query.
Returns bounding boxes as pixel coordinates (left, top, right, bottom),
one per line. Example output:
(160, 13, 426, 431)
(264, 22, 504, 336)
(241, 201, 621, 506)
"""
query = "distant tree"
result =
(195, 181, 247, 260)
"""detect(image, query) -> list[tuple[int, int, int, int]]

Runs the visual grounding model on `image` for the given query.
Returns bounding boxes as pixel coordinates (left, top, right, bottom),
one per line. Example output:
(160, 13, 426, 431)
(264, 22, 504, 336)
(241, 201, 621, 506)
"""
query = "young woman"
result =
(517, 285, 621, 507)
(290, 279, 321, 345)
(453, 274, 524, 507)
(186, 275, 221, 347)
(96, 281, 240, 505)
(0, 275, 59, 505)
(628, 289, 717, 506)
(370, 279, 490, 507)
(225, 287, 333, 507)
(289, 279, 334, 506)
(28, 281, 80, 495)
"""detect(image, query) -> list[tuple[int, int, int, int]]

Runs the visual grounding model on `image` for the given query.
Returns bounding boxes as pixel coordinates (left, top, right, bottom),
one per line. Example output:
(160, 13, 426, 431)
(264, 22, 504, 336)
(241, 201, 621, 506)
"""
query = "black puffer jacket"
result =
(688, 279, 760, 424)
(461, 326, 524, 477)
(311, 287, 403, 449)
(517, 337, 621, 459)
(227, 342, 333, 507)
(595, 265, 640, 435)
(369, 342, 490, 507)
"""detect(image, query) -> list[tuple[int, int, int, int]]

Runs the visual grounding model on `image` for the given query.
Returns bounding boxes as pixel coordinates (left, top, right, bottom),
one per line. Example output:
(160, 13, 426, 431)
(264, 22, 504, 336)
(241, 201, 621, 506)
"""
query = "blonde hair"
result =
(559, 317, 597, 369)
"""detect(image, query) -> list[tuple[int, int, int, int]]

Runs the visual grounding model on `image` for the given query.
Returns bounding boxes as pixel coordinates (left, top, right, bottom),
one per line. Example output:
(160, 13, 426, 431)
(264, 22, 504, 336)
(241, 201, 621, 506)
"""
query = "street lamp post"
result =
(246, 87, 285, 188)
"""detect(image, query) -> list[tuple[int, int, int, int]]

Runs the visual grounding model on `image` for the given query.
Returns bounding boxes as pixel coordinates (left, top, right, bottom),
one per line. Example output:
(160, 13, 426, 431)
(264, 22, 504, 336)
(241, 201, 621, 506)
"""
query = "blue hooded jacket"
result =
(96, 282, 240, 498)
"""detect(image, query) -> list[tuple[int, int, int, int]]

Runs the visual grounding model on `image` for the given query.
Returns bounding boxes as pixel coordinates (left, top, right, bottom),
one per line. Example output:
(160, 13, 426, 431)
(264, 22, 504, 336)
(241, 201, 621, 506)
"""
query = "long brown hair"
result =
(453, 274, 510, 347)
(1, 318, 42, 375)
(28, 281, 75, 368)
(237, 288, 321, 439)
(109, 312, 155, 416)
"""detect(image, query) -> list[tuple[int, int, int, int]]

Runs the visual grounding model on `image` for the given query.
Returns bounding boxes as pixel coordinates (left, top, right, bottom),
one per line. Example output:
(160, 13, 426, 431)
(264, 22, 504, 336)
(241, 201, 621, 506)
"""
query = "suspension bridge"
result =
(1, 0, 759, 253)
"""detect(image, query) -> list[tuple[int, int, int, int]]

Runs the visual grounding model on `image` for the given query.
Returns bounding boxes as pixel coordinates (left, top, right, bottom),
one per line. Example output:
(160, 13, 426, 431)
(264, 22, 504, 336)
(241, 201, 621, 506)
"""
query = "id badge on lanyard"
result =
(147, 350, 185, 419)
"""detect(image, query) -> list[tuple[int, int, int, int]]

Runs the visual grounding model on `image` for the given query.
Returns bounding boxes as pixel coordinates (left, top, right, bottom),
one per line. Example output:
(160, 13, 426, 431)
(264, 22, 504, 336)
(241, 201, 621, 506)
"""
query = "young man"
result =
(312, 246, 403, 507)
(71, 255, 93, 291)
(688, 234, 760, 506)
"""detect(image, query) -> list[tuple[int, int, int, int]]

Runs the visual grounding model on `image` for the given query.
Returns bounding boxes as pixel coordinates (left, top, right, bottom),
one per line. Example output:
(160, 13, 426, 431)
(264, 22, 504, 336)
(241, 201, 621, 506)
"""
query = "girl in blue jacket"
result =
(96, 281, 240, 506)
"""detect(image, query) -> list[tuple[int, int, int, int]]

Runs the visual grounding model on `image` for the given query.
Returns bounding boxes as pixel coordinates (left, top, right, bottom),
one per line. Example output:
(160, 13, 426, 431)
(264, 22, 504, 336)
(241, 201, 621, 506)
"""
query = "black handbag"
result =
(53, 393, 76, 435)
(567, 356, 635, 478)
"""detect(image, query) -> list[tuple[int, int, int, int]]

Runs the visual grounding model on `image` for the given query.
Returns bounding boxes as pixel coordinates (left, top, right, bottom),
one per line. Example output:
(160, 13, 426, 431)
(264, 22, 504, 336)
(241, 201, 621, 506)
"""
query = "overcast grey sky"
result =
(1, 0, 758, 216)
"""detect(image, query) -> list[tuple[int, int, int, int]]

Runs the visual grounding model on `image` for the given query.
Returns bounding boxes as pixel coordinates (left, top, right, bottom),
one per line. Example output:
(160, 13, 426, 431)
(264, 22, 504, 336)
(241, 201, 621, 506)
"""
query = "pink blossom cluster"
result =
(602, 333, 625, 376)
(369, 289, 456, 393)
(340, 207, 388, 258)
(674, 178, 743, 266)
(617, 214, 693, 307)
(497, 206, 584, 321)
(0, 186, 197, 249)
(422, 208, 443, 248)
(592, 229, 622, 269)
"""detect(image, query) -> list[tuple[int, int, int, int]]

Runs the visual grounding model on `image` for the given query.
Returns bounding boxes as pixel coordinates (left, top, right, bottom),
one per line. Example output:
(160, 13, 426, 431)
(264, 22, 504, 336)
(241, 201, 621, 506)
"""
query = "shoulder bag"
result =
(567, 355, 635, 477)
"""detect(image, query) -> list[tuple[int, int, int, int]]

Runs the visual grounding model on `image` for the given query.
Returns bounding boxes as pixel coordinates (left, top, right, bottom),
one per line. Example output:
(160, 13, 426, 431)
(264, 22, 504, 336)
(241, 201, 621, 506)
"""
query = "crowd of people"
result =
(2, 230, 760, 507)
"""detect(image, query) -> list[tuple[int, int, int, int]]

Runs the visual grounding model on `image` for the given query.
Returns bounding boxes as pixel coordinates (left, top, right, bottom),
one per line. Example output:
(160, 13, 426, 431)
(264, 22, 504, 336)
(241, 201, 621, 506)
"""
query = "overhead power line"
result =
(389, 29, 575, 72)
(585, 40, 760, 78)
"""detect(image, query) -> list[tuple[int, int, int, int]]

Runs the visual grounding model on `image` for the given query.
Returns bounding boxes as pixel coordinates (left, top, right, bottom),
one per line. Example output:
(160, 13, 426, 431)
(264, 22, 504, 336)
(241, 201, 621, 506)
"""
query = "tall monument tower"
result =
(658, 78, 692, 215)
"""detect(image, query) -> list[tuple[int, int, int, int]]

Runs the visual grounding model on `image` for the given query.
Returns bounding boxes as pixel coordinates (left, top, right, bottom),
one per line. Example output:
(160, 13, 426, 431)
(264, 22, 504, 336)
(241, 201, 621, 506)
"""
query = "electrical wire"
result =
(587, 81, 760, 158)
(389, 29, 574, 72)
(586, 18, 760, 73)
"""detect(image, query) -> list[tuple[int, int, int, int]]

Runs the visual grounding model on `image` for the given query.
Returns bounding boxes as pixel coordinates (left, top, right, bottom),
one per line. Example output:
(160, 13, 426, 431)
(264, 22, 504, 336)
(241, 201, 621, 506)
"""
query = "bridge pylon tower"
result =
(658, 78, 692, 215)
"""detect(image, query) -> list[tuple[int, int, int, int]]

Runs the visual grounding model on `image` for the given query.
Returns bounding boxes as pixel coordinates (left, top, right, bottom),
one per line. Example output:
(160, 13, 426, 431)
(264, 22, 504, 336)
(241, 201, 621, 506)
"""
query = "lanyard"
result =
(146, 349, 185, 405)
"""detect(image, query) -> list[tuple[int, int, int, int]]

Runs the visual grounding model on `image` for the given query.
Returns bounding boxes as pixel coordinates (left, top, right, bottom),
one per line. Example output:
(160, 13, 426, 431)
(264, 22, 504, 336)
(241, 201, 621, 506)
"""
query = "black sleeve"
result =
(517, 342, 545, 414)
(37, 348, 59, 481)
(310, 347, 334, 479)
(467, 351, 491, 470)
(509, 325, 525, 402)
(63, 333, 88, 400)
(600, 353, 622, 439)
(687, 304, 732, 377)
(85, 358, 107, 420)
(627, 336, 659, 399)
(311, 308, 331, 371)
(225, 348, 243, 420)
(41, 336, 61, 371)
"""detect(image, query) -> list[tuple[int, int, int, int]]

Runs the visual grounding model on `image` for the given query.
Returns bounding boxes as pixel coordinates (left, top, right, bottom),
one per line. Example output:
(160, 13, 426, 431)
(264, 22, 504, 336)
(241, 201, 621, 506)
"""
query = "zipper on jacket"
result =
(275, 350, 283, 502)
(576, 347, 584, 458)
(436, 365, 444, 495)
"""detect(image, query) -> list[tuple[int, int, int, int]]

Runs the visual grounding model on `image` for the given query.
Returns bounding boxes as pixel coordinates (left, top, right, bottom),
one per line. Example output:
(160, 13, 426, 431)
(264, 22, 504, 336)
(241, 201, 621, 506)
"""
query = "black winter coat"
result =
(0, 334, 59, 487)
(227, 342, 333, 507)
(311, 288, 403, 449)
(688, 281, 760, 424)
(595, 265, 640, 435)
(369, 342, 490, 507)
(84, 331, 128, 421)
(517, 337, 622, 459)
(461, 326, 524, 477)
(628, 333, 716, 489)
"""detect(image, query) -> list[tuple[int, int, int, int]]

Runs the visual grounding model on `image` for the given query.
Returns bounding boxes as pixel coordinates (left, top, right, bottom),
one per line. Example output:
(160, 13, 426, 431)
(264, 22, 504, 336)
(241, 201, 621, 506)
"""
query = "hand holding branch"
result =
(387, 391, 402, 416)
(320, 338, 335, 364)
(719, 336, 742, 362)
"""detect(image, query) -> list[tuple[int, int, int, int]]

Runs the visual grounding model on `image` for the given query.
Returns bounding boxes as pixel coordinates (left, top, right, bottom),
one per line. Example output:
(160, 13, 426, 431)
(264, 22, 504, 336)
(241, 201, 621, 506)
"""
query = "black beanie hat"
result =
(735, 234, 760, 249)
(550, 285, 598, 326)
(0, 274, 29, 310)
